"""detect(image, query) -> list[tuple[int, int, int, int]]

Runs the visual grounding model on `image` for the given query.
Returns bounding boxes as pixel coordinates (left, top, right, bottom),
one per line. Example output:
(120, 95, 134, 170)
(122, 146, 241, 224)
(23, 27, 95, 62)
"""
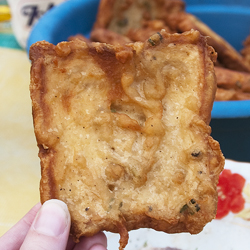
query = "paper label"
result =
(7, 0, 66, 48)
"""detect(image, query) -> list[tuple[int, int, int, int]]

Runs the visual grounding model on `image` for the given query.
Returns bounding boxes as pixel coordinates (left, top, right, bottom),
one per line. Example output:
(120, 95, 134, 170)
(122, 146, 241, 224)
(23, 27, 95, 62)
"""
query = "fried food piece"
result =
(91, 20, 171, 45)
(234, 91, 250, 100)
(126, 20, 172, 42)
(160, 0, 185, 31)
(30, 30, 224, 250)
(215, 88, 250, 101)
(241, 34, 250, 66)
(215, 65, 250, 100)
(215, 88, 236, 101)
(68, 34, 91, 43)
(215, 67, 250, 93)
(176, 14, 250, 72)
(90, 28, 132, 45)
(91, 0, 184, 40)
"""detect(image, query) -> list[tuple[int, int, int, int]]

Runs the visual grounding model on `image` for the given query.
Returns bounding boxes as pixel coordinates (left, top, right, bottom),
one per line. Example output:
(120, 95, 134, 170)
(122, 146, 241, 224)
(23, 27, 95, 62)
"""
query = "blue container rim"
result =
(212, 100, 250, 118)
(27, 0, 99, 50)
(187, 5, 250, 15)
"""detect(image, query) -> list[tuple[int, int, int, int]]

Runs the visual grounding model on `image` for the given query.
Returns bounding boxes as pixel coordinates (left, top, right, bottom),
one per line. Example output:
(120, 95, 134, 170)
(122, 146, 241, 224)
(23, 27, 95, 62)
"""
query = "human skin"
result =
(0, 200, 107, 250)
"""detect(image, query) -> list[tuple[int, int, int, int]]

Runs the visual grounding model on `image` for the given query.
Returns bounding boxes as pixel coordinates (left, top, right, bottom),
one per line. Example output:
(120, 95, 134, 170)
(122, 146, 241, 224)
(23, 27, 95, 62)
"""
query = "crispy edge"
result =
(29, 41, 58, 203)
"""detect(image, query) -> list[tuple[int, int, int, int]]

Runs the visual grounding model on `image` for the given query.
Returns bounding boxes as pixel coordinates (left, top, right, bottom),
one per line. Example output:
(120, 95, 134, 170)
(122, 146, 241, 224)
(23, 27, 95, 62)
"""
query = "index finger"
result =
(0, 203, 41, 250)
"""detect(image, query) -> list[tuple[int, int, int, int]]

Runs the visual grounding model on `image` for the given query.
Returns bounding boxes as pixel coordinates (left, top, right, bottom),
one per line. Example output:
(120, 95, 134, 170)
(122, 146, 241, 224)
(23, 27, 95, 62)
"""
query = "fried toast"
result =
(30, 30, 224, 249)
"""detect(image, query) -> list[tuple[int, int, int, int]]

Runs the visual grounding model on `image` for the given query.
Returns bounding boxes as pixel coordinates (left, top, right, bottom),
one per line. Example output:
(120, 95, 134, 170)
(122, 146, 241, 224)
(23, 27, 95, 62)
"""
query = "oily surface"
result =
(30, 30, 224, 249)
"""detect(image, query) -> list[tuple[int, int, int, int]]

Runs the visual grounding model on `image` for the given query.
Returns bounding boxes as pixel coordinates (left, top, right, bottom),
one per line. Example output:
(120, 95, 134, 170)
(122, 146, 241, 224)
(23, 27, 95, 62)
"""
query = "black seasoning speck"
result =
(195, 204, 200, 212)
(157, 32, 163, 41)
(190, 199, 196, 204)
(85, 207, 90, 211)
(148, 38, 155, 46)
(148, 206, 153, 212)
(191, 151, 201, 157)
(180, 204, 188, 213)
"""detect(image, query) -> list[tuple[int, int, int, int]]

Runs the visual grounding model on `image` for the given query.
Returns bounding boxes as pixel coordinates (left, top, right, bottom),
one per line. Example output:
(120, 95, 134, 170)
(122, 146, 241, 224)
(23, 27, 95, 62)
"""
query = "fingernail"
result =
(89, 244, 107, 250)
(33, 199, 70, 237)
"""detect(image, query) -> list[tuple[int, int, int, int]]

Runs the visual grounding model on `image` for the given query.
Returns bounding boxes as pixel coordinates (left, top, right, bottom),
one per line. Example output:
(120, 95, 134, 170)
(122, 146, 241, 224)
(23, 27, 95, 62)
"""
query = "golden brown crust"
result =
(30, 30, 224, 249)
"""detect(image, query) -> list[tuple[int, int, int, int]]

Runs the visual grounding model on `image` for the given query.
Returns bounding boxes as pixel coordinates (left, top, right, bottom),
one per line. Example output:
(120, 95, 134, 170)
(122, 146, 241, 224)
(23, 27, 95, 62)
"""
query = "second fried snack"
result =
(176, 14, 250, 73)
(215, 88, 250, 101)
(91, 28, 132, 45)
(215, 67, 250, 93)
(92, 0, 184, 42)
(30, 30, 224, 249)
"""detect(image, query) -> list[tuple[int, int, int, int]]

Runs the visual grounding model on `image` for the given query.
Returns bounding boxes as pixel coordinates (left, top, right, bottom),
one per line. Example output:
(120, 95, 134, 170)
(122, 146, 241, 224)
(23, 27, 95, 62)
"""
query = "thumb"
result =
(20, 199, 71, 250)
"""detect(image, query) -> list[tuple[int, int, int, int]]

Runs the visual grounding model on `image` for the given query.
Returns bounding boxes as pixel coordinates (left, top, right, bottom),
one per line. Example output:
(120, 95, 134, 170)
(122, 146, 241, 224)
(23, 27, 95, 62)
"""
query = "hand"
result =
(0, 200, 107, 250)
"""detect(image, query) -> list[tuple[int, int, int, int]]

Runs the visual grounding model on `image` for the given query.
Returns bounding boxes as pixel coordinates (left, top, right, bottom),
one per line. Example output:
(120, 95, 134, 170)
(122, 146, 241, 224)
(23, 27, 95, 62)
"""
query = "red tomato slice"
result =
(216, 203, 230, 219)
(218, 169, 232, 181)
(216, 169, 246, 219)
(230, 194, 245, 213)
(216, 195, 230, 219)
(222, 173, 246, 198)
(218, 169, 232, 194)
(229, 173, 246, 192)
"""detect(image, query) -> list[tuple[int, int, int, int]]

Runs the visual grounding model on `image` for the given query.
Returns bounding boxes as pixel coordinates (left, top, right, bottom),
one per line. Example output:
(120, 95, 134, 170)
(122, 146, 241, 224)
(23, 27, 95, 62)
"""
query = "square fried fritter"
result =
(30, 30, 224, 250)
